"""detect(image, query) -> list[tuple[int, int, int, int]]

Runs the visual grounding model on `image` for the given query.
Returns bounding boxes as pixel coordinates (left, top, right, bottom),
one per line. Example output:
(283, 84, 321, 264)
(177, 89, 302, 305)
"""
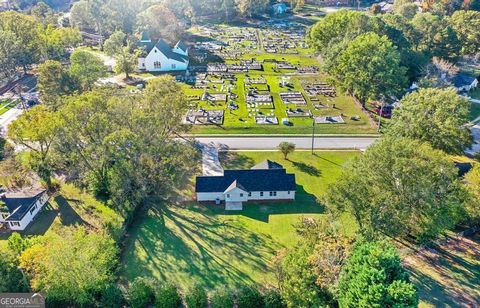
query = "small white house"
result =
(0, 188, 49, 231)
(451, 73, 478, 92)
(137, 32, 189, 72)
(196, 160, 296, 210)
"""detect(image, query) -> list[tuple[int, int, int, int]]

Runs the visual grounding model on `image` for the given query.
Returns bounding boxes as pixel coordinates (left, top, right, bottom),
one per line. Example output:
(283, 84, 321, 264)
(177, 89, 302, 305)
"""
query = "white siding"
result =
(196, 190, 295, 202)
(225, 187, 248, 202)
(197, 192, 224, 201)
(8, 193, 49, 231)
(144, 47, 188, 72)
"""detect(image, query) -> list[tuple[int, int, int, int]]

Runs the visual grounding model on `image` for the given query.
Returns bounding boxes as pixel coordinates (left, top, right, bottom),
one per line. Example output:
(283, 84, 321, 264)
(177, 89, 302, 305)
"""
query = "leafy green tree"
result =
(114, 46, 137, 79)
(338, 240, 418, 308)
(280, 244, 331, 308)
(19, 227, 118, 307)
(387, 88, 472, 154)
(263, 288, 285, 308)
(128, 277, 155, 308)
(7, 232, 30, 256)
(237, 286, 264, 308)
(278, 142, 295, 160)
(8, 105, 61, 187)
(185, 284, 208, 308)
(309, 10, 363, 53)
(0, 11, 41, 72)
(104, 31, 126, 56)
(235, 0, 269, 17)
(154, 284, 181, 308)
(69, 50, 106, 91)
(327, 137, 466, 242)
(210, 287, 234, 308)
(411, 12, 461, 60)
(330, 32, 407, 105)
(448, 10, 480, 56)
(136, 4, 182, 43)
(0, 30, 21, 79)
(100, 283, 125, 308)
(37, 60, 77, 109)
(0, 251, 29, 292)
(465, 164, 480, 220)
(39, 25, 82, 60)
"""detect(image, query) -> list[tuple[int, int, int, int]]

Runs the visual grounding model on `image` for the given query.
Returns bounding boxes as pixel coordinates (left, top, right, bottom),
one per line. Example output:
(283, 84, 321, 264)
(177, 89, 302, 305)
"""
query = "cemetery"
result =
(172, 22, 375, 134)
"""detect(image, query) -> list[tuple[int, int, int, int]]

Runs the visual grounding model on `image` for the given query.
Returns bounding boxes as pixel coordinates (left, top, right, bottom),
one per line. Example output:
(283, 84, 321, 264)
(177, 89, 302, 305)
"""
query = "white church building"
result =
(137, 32, 189, 72)
(196, 160, 296, 210)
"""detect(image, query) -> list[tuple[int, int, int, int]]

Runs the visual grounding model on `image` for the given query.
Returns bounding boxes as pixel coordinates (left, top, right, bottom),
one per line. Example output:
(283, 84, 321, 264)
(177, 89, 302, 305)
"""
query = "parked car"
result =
(373, 103, 393, 118)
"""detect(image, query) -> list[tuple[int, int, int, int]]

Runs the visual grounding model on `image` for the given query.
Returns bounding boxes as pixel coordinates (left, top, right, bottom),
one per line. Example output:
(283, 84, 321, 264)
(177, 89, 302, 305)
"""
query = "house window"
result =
(29, 204, 37, 215)
(9, 221, 20, 227)
(269, 191, 277, 197)
(248, 192, 251, 197)
(172, 64, 176, 69)
(226, 194, 230, 198)
(240, 193, 243, 197)
(260, 192, 264, 197)
(288, 191, 290, 194)
(154, 61, 161, 69)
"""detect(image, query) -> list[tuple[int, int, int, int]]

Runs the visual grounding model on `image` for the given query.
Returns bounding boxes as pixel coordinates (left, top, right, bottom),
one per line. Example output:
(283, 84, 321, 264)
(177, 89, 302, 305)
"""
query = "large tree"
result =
(0, 11, 41, 72)
(338, 240, 418, 308)
(327, 137, 466, 242)
(37, 60, 77, 109)
(387, 88, 472, 154)
(7, 105, 61, 186)
(448, 10, 480, 56)
(136, 4, 182, 44)
(411, 12, 461, 60)
(329, 32, 407, 105)
(19, 227, 118, 306)
(69, 50, 106, 91)
(235, 0, 269, 17)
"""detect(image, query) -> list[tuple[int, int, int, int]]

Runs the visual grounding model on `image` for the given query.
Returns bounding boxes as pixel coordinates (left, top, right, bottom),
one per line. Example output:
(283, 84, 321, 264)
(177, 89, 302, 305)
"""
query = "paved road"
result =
(467, 124, 480, 155)
(0, 106, 24, 135)
(194, 136, 377, 150)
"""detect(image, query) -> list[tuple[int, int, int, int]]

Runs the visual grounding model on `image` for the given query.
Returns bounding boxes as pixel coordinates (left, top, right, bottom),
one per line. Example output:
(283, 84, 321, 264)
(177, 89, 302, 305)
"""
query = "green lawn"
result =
(470, 102, 480, 121)
(0, 99, 14, 116)
(119, 150, 359, 290)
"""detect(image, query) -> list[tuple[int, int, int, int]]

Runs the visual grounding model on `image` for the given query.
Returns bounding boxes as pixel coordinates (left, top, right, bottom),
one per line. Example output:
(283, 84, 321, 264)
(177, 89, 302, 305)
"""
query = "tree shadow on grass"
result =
(291, 160, 321, 176)
(121, 202, 281, 290)
(218, 151, 255, 170)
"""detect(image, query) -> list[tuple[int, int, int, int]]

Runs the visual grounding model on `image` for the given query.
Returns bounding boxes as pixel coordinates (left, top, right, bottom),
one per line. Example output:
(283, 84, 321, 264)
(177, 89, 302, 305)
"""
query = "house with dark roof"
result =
(137, 32, 189, 72)
(451, 73, 478, 92)
(0, 187, 49, 231)
(196, 160, 296, 210)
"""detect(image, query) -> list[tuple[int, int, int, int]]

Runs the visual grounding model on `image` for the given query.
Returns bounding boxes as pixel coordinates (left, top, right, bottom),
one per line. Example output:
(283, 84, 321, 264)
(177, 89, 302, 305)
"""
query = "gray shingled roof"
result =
(175, 40, 188, 53)
(1, 189, 46, 221)
(251, 160, 284, 170)
(196, 168, 296, 193)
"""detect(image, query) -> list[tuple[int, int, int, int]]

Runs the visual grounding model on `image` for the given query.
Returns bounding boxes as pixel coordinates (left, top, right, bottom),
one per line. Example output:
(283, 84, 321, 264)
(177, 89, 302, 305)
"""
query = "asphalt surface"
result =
(0, 106, 24, 135)
(194, 136, 378, 150)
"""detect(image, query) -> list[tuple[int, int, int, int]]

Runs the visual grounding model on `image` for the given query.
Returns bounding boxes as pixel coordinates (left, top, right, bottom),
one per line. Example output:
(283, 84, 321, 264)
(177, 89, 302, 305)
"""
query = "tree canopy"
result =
(327, 137, 466, 242)
(387, 88, 472, 154)
(338, 240, 418, 308)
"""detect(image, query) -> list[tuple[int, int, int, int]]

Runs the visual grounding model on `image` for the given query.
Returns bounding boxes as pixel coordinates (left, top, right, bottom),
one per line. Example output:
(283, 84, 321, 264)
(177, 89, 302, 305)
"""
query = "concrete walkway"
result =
(200, 143, 224, 176)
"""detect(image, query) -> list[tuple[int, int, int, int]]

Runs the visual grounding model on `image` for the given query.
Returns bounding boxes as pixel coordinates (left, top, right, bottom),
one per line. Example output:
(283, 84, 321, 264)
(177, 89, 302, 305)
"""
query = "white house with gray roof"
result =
(0, 187, 49, 231)
(137, 32, 189, 72)
(195, 160, 296, 210)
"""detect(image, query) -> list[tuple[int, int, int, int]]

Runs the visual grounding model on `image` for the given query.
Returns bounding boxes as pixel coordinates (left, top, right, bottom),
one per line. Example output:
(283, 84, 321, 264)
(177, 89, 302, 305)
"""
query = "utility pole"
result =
(311, 119, 315, 154)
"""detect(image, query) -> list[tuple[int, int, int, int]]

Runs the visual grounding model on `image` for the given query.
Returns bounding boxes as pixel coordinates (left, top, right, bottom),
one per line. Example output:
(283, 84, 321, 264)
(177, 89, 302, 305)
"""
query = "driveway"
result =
(0, 105, 23, 135)
(200, 143, 224, 176)
(467, 124, 480, 155)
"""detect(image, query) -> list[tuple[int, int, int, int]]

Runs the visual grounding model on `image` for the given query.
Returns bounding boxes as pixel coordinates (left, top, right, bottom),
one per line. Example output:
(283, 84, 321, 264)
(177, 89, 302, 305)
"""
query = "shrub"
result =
(263, 288, 285, 308)
(237, 286, 264, 308)
(128, 277, 155, 308)
(154, 284, 182, 308)
(185, 284, 207, 308)
(99, 284, 125, 308)
(210, 287, 234, 308)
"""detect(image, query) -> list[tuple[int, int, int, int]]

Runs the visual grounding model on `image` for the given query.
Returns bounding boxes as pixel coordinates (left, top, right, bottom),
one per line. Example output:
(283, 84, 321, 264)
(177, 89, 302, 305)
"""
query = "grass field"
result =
(119, 150, 359, 290)
(0, 99, 14, 116)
